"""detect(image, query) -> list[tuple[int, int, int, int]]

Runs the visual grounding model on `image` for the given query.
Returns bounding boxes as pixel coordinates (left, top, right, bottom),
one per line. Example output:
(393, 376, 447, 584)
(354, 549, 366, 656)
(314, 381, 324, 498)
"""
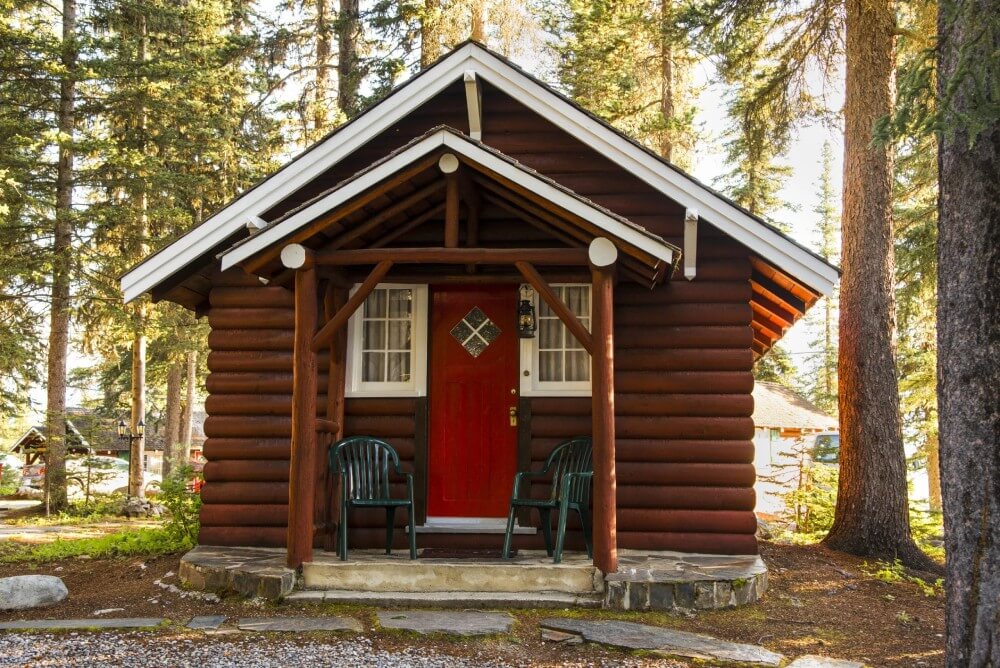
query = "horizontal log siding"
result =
(525, 264, 758, 555)
(200, 270, 420, 549)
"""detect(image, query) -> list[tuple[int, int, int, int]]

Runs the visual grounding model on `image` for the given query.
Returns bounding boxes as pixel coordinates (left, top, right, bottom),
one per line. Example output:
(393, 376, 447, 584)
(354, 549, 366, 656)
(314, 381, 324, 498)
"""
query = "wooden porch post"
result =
(589, 238, 618, 574)
(285, 244, 318, 568)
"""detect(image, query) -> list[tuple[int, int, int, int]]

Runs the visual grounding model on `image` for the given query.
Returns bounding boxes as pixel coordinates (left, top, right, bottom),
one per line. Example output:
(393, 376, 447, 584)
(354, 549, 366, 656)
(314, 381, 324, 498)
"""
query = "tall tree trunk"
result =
(420, 0, 441, 68)
(924, 432, 942, 513)
(129, 324, 146, 498)
(163, 361, 182, 478)
(659, 0, 675, 161)
(337, 0, 360, 118)
(937, 0, 1000, 661)
(180, 350, 196, 460)
(44, 0, 77, 514)
(314, 0, 332, 135)
(823, 0, 936, 571)
(470, 4, 485, 43)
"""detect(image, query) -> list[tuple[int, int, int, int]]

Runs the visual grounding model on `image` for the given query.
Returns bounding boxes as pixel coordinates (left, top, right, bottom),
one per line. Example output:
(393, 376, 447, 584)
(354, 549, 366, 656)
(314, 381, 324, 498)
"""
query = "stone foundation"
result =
(603, 552, 768, 612)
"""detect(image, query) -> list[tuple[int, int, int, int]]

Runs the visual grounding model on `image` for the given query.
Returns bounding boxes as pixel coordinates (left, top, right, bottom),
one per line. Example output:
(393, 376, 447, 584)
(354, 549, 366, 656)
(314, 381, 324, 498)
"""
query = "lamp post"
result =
(117, 419, 144, 499)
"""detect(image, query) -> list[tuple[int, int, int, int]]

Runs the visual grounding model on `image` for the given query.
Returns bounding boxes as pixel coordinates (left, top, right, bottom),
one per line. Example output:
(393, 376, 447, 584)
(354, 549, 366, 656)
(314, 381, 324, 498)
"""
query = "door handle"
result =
(509, 406, 518, 427)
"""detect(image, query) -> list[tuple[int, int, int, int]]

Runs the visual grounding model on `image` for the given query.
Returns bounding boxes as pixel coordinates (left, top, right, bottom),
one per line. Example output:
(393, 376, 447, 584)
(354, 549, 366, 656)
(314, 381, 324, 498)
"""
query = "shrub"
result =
(1, 527, 191, 564)
(158, 464, 202, 545)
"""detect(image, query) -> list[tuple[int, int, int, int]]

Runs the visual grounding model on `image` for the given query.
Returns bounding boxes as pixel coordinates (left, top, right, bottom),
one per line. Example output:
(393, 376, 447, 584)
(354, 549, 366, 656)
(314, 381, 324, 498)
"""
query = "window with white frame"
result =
(346, 284, 427, 397)
(520, 284, 592, 396)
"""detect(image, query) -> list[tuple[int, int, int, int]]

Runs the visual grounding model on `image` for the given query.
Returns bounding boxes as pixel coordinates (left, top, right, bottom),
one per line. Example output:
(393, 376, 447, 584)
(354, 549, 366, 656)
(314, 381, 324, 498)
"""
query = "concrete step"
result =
(302, 558, 602, 594)
(286, 589, 604, 608)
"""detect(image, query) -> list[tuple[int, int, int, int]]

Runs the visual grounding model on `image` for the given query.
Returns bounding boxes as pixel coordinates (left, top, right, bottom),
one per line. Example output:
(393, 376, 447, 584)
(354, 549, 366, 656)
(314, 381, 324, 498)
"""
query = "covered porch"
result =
(218, 127, 681, 575)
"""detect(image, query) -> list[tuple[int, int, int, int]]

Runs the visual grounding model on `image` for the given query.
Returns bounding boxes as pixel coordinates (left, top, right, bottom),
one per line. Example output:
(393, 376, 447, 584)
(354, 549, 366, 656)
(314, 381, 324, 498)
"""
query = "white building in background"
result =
(752, 382, 838, 517)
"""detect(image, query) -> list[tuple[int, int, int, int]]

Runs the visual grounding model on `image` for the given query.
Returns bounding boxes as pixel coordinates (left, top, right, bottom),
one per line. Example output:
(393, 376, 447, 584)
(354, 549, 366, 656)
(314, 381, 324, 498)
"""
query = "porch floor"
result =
(178, 545, 768, 612)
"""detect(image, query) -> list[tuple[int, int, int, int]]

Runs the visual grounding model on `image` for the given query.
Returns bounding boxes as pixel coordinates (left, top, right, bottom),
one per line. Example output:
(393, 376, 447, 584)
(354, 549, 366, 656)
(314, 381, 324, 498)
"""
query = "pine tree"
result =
(803, 142, 839, 415)
(543, 0, 698, 166)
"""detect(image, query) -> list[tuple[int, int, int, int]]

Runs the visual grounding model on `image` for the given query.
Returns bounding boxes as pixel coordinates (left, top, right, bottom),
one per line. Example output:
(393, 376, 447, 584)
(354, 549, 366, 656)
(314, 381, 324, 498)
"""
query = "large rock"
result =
(0, 575, 69, 611)
(377, 610, 514, 636)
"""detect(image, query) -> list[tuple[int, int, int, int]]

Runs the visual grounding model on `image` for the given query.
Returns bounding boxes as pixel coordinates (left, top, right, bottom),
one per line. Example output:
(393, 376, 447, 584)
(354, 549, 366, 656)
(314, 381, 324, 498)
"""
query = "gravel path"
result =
(0, 633, 516, 668)
(0, 631, 662, 668)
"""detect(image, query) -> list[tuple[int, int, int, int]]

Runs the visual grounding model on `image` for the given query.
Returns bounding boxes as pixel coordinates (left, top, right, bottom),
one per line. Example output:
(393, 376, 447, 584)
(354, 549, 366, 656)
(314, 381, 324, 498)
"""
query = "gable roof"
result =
(121, 41, 838, 304)
(220, 126, 679, 279)
(752, 382, 837, 431)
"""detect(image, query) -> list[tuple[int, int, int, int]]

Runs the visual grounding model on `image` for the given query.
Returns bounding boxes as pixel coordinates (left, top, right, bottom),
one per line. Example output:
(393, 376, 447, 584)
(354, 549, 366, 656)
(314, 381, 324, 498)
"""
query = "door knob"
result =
(509, 406, 518, 427)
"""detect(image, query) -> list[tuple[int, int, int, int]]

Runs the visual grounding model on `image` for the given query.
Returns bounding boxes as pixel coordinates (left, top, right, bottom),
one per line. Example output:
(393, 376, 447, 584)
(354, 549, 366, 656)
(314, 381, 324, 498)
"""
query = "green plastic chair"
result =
(328, 436, 417, 561)
(501, 437, 593, 563)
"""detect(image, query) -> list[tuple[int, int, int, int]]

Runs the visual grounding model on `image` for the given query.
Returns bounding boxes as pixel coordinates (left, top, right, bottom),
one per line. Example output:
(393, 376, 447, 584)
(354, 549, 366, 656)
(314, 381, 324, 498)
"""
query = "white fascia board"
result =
(468, 51, 839, 296)
(220, 130, 675, 270)
(221, 132, 445, 270)
(120, 45, 481, 302)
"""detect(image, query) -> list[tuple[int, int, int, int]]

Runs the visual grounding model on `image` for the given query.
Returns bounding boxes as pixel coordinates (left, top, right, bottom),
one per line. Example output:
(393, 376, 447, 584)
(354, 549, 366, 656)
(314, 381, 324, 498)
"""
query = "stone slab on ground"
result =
(787, 656, 865, 668)
(236, 617, 362, 632)
(541, 618, 784, 667)
(0, 617, 165, 631)
(377, 610, 513, 636)
(180, 546, 294, 600)
(187, 615, 227, 630)
(0, 575, 68, 611)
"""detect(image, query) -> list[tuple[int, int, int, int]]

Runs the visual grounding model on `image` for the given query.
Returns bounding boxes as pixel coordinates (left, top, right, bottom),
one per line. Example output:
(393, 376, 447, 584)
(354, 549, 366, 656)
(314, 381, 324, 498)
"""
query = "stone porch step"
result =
(286, 589, 603, 608)
(302, 556, 602, 594)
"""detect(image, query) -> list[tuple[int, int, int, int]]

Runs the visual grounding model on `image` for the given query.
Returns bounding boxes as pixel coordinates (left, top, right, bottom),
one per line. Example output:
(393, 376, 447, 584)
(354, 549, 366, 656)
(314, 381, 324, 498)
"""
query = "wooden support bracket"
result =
(311, 260, 393, 352)
(515, 261, 593, 355)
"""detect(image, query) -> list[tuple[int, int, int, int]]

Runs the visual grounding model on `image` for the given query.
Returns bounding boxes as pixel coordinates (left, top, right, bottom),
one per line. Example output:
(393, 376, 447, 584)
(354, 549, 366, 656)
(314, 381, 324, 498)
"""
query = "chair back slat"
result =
(329, 436, 401, 502)
(545, 437, 593, 503)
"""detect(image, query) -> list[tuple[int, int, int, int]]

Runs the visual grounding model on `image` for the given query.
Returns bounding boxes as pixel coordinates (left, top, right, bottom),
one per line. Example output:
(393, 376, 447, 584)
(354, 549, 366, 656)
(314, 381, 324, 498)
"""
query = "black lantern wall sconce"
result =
(518, 285, 536, 338)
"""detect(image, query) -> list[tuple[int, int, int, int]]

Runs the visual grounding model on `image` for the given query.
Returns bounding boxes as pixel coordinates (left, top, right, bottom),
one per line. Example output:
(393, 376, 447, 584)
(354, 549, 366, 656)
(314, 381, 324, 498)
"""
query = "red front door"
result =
(428, 285, 519, 518)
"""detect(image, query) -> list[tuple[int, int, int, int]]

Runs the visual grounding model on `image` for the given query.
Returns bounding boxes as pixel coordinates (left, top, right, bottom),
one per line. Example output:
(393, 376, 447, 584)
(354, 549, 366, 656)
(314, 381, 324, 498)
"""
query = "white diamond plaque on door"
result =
(450, 306, 501, 358)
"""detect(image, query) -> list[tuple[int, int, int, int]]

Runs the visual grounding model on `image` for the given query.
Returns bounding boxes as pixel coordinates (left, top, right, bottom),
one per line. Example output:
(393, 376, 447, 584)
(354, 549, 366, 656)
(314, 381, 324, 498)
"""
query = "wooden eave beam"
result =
(515, 261, 594, 355)
(751, 271, 808, 315)
(311, 260, 393, 352)
(750, 317, 782, 343)
(325, 181, 445, 250)
(312, 247, 590, 266)
(471, 175, 663, 286)
(750, 297, 796, 329)
(467, 171, 664, 271)
(369, 204, 445, 249)
(242, 153, 441, 273)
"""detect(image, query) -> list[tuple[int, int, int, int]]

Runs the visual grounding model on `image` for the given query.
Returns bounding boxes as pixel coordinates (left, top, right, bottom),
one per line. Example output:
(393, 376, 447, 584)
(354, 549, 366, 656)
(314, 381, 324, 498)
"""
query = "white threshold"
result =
(409, 516, 535, 535)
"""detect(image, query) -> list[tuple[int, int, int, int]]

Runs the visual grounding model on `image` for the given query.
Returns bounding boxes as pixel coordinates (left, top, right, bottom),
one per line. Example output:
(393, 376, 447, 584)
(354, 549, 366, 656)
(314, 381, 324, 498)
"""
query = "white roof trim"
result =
(122, 42, 836, 302)
(220, 129, 675, 270)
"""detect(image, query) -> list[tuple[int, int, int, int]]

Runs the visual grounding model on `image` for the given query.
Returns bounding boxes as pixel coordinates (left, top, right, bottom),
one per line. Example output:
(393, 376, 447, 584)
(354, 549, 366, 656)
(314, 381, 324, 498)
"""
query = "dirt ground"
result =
(0, 540, 944, 667)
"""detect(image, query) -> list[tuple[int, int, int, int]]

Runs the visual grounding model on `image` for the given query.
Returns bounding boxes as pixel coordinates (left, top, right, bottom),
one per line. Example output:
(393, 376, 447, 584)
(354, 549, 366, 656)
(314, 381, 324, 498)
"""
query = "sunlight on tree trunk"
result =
(129, 323, 146, 499)
(180, 350, 196, 461)
(337, 0, 361, 119)
(44, 0, 76, 515)
(164, 361, 182, 478)
(823, 0, 935, 571)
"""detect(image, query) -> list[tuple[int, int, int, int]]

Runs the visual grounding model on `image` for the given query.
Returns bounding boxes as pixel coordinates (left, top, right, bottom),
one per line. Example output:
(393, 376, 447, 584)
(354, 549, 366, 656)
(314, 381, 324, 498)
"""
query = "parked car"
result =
(811, 432, 840, 464)
(21, 455, 161, 497)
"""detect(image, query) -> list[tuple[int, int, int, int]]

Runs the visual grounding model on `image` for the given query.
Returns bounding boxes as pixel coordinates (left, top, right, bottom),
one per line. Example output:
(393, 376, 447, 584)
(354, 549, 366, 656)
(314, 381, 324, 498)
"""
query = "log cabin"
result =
(121, 42, 839, 575)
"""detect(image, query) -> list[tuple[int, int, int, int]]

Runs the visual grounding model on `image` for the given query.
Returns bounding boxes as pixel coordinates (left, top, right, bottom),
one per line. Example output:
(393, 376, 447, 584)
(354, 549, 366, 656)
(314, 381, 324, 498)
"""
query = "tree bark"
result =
(180, 350, 196, 461)
(129, 326, 146, 499)
(44, 0, 77, 514)
(470, 4, 485, 43)
(659, 0, 675, 162)
(823, 0, 936, 571)
(163, 361, 182, 478)
(314, 0, 332, 135)
(937, 0, 1000, 662)
(925, 432, 942, 513)
(337, 0, 361, 119)
(420, 0, 441, 69)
